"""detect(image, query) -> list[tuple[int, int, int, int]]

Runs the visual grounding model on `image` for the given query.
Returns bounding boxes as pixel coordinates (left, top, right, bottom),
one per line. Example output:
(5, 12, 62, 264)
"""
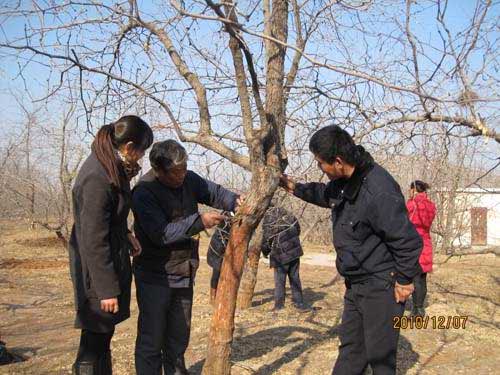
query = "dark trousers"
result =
(135, 277, 193, 375)
(332, 277, 405, 375)
(412, 272, 427, 308)
(273, 258, 304, 308)
(210, 268, 220, 289)
(75, 329, 114, 363)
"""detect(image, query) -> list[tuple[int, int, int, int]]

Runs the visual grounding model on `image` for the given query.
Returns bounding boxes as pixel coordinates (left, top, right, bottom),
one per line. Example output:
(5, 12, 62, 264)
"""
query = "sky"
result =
(0, 0, 498, 177)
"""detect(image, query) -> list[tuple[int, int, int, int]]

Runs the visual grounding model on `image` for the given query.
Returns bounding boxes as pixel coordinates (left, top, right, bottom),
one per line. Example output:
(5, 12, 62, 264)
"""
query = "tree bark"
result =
(25, 115, 35, 230)
(203, 1, 288, 373)
(235, 0, 290, 313)
(55, 230, 68, 248)
(203, 169, 279, 375)
(237, 224, 263, 310)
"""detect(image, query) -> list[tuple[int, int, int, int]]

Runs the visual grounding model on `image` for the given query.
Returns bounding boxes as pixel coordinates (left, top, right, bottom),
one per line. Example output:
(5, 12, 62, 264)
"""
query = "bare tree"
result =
(0, 98, 44, 227)
(0, 101, 83, 246)
(13, 98, 42, 229)
(1, 0, 498, 373)
(2, 1, 300, 372)
(34, 104, 84, 246)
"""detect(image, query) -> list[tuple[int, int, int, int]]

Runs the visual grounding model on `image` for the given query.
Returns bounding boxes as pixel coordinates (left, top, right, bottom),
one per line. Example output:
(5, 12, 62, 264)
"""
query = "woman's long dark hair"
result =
(92, 115, 153, 188)
(411, 180, 430, 193)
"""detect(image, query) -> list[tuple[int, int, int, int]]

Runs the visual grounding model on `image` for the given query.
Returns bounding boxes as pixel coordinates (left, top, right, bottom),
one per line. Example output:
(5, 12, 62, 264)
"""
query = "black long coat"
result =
(68, 152, 132, 332)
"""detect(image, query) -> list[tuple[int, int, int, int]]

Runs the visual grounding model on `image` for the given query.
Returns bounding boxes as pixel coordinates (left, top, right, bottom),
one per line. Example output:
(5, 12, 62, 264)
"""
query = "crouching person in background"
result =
(206, 215, 233, 305)
(261, 205, 307, 311)
(131, 140, 241, 375)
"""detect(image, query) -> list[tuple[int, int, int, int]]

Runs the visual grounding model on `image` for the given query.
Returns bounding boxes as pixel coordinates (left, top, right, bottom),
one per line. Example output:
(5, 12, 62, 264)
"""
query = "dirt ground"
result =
(0, 221, 499, 374)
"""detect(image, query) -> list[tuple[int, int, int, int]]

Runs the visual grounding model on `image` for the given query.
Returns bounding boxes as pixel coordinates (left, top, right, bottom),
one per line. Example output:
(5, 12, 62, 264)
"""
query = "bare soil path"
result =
(1, 222, 498, 374)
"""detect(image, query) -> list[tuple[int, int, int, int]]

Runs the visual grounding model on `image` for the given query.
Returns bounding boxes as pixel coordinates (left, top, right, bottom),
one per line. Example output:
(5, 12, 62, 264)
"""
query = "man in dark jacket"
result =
(261, 206, 306, 311)
(132, 140, 241, 375)
(281, 125, 422, 375)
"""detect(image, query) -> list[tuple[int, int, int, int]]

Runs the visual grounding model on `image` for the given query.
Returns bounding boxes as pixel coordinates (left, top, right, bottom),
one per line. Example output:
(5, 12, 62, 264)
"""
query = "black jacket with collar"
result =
(294, 150, 422, 284)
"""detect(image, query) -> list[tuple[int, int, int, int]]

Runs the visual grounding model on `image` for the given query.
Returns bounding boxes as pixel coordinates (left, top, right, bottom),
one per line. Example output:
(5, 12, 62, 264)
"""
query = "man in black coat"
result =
(132, 140, 241, 375)
(281, 126, 422, 375)
(261, 206, 306, 310)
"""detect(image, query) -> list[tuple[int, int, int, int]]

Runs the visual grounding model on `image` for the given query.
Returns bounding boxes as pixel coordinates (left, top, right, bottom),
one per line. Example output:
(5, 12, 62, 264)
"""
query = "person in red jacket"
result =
(407, 180, 436, 317)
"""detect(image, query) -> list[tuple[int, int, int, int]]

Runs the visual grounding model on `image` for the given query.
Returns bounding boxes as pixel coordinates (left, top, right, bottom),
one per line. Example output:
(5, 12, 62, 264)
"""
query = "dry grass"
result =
(0, 221, 498, 374)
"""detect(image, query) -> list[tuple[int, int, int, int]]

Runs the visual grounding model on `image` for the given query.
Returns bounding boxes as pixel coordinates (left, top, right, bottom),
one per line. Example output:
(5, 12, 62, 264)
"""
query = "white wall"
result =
(452, 189, 500, 247)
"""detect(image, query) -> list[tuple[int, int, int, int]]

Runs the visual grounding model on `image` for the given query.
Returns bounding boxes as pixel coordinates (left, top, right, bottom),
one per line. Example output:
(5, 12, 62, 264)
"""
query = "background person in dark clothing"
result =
(261, 206, 306, 311)
(406, 180, 436, 318)
(207, 205, 306, 311)
(68, 116, 153, 375)
(132, 140, 241, 375)
(280, 125, 422, 375)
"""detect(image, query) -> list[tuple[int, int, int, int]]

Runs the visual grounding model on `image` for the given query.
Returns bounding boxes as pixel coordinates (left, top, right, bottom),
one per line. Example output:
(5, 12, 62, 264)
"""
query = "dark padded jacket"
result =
(261, 207, 303, 268)
(294, 149, 422, 284)
(132, 170, 237, 281)
(206, 219, 232, 272)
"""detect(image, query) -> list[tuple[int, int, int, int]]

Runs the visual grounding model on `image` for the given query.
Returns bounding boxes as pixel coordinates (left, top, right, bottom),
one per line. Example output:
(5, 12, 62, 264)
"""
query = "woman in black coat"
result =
(69, 115, 153, 375)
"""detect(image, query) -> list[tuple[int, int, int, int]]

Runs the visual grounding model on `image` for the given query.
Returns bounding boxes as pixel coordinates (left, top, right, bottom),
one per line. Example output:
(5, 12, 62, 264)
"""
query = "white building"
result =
(451, 188, 500, 247)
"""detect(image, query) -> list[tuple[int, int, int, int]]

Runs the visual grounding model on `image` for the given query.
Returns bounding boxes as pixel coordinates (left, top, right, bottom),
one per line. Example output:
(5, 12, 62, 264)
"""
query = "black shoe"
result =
(100, 351, 112, 375)
(163, 356, 189, 375)
(173, 357, 189, 375)
(72, 361, 98, 375)
(293, 302, 311, 312)
(0, 341, 12, 366)
(173, 366, 189, 375)
(72, 352, 112, 375)
(0, 341, 27, 366)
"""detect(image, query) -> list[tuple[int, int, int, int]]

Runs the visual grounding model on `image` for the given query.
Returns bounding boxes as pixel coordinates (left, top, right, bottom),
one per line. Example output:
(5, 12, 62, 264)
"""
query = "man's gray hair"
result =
(149, 139, 188, 171)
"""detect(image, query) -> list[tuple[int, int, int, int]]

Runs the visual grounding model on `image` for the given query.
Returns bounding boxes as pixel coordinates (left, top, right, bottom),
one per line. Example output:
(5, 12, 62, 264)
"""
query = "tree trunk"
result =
(203, 170, 278, 375)
(55, 230, 68, 248)
(203, 0, 288, 372)
(440, 169, 462, 254)
(237, 224, 263, 310)
(34, 221, 68, 248)
(26, 116, 35, 230)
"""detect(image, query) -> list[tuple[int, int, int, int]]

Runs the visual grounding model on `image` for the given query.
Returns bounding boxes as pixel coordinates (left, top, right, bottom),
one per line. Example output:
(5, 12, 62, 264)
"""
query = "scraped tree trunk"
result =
(234, 0, 290, 313)
(203, 168, 279, 374)
(237, 224, 263, 309)
(203, 0, 288, 372)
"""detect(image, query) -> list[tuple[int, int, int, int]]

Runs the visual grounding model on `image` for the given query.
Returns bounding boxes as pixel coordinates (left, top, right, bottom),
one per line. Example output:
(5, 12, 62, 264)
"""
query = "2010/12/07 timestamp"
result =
(393, 315, 468, 329)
